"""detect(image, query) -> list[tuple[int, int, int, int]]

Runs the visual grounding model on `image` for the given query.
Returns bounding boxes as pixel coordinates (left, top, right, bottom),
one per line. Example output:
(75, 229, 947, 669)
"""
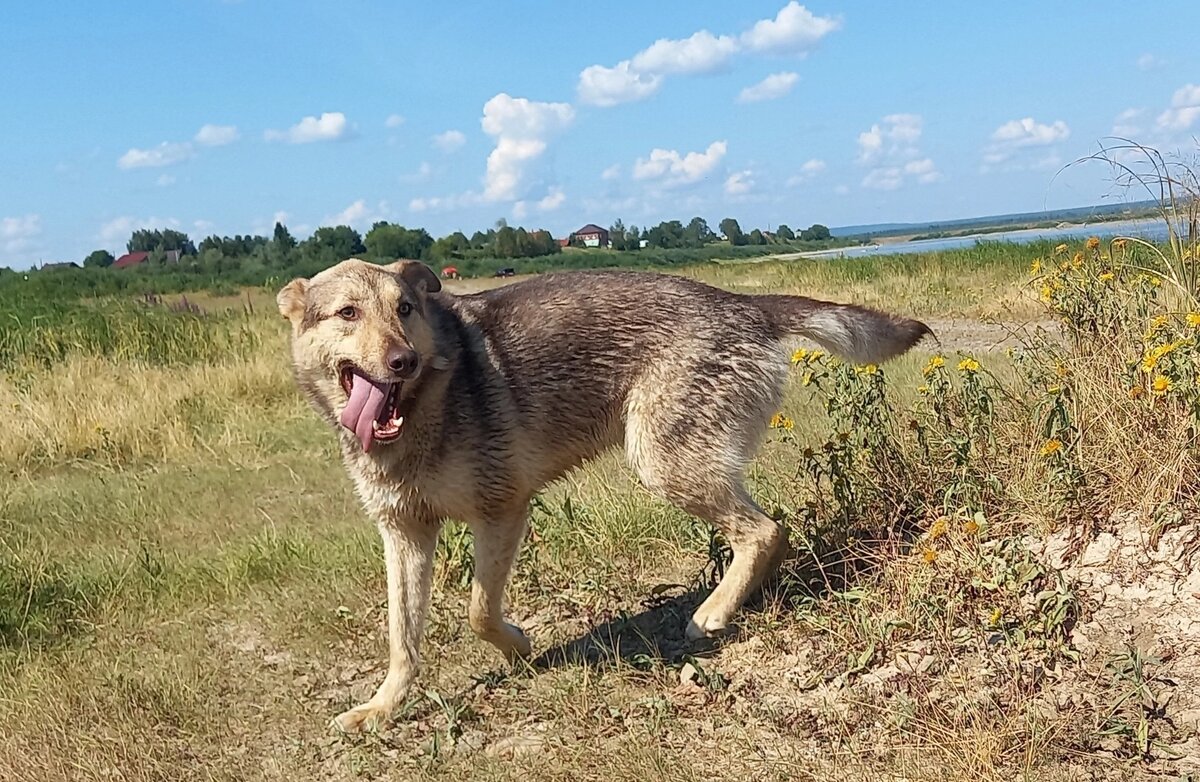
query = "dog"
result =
(276, 258, 931, 731)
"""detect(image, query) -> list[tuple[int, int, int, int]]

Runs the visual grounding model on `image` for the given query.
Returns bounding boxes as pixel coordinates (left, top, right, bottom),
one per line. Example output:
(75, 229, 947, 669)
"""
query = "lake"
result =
(801, 217, 1176, 260)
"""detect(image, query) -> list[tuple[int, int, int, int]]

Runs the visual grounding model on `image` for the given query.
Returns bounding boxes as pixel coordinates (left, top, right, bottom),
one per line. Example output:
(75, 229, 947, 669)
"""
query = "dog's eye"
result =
(336, 306, 358, 321)
(398, 302, 413, 317)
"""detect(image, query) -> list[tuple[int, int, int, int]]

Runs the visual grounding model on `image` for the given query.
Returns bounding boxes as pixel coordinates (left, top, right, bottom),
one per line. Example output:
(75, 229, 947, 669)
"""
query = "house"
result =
(112, 249, 182, 269)
(41, 261, 80, 271)
(570, 223, 610, 248)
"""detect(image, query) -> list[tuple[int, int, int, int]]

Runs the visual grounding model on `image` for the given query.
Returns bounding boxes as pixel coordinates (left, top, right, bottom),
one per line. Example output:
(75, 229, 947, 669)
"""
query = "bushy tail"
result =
(752, 294, 933, 365)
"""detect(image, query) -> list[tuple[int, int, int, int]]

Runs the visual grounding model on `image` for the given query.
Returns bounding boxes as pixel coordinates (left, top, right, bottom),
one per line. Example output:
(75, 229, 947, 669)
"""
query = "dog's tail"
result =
(752, 294, 933, 365)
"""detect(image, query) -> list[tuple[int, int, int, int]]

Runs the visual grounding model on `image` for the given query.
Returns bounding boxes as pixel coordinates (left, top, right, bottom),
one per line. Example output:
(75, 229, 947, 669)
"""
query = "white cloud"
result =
(265, 112, 351, 143)
(577, 61, 664, 107)
(1112, 108, 1144, 137)
(857, 114, 922, 164)
(601, 163, 621, 181)
(737, 71, 799, 103)
(98, 216, 181, 244)
(194, 124, 239, 147)
(155, 174, 176, 187)
(633, 140, 727, 187)
(630, 30, 739, 75)
(1157, 84, 1200, 131)
(982, 117, 1071, 169)
(322, 199, 387, 230)
(861, 167, 903, 190)
(480, 93, 574, 202)
(1, 214, 41, 255)
(536, 187, 566, 212)
(1137, 53, 1165, 71)
(117, 141, 194, 169)
(991, 117, 1070, 147)
(385, 114, 406, 128)
(432, 129, 466, 153)
(193, 219, 215, 233)
(740, 1, 842, 54)
(724, 170, 754, 196)
(856, 114, 940, 188)
(903, 157, 942, 184)
(786, 157, 825, 186)
(576, 2, 838, 107)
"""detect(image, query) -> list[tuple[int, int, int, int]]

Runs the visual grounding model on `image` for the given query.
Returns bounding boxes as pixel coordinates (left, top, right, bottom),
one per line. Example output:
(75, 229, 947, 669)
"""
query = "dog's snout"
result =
(387, 346, 419, 378)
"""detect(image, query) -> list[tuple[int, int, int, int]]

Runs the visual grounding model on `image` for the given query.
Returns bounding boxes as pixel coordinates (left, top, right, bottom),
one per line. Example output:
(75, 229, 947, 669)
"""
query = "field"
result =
(2, 239, 1199, 781)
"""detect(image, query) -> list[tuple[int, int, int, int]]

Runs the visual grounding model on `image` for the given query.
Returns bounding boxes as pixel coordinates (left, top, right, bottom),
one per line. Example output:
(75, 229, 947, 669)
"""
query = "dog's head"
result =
(277, 258, 444, 453)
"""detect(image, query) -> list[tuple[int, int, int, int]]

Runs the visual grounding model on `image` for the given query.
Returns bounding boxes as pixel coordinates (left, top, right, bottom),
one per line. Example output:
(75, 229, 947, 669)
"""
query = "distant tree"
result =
(625, 225, 641, 250)
(83, 249, 114, 268)
(365, 221, 433, 260)
(645, 220, 685, 249)
(303, 225, 365, 263)
(719, 218, 746, 246)
(273, 221, 297, 250)
(127, 228, 195, 255)
(683, 217, 714, 247)
(748, 229, 767, 245)
(776, 224, 795, 241)
(800, 223, 831, 241)
(609, 219, 628, 251)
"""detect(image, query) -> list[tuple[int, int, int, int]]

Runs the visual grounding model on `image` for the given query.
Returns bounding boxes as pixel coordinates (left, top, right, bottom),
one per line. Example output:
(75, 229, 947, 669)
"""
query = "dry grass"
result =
(0, 252, 1192, 781)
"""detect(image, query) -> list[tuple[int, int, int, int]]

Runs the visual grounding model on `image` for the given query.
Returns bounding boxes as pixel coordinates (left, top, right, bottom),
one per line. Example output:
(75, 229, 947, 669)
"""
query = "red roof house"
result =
(112, 249, 182, 269)
(570, 223, 610, 248)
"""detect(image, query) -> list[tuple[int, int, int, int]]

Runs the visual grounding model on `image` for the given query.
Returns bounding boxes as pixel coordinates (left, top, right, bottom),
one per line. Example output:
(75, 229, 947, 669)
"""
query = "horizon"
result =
(3, 1, 1199, 269)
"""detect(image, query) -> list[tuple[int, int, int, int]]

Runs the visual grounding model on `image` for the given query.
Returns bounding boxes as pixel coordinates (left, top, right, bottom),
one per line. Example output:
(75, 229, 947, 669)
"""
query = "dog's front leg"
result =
(333, 517, 439, 733)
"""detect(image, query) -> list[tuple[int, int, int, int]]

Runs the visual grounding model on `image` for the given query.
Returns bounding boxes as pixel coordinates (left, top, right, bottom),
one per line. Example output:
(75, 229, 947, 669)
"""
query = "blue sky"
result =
(2, 0, 1198, 268)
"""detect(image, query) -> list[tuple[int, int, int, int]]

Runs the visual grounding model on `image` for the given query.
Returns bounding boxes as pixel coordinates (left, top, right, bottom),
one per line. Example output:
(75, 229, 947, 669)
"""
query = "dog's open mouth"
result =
(338, 365, 404, 452)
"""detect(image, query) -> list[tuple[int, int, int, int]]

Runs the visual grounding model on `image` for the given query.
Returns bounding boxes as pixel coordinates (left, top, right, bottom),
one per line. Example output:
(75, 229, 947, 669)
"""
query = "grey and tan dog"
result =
(277, 258, 930, 730)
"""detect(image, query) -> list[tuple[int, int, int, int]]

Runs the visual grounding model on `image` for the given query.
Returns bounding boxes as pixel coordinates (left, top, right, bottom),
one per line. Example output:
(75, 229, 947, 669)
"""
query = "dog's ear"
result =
(276, 278, 310, 325)
(385, 260, 442, 294)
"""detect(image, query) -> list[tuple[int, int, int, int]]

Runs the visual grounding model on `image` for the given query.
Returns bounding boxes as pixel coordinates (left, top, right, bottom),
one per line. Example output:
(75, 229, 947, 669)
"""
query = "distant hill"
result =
(832, 199, 1162, 239)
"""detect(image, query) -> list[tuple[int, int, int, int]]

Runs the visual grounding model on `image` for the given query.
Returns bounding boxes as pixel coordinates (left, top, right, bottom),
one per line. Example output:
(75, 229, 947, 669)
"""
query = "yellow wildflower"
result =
(1151, 375, 1172, 396)
(770, 413, 795, 430)
(1113, 238, 1128, 251)
(1150, 314, 1169, 331)
(1055, 363, 1068, 378)
(791, 348, 808, 364)
(1040, 284, 1054, 302)
(809, 350, 825, 361)
(1099, 272, 1114, 283)
(988, 607, 1003, 626)
(917, 384, 930, 395)
(929, 516, 949, 539)
(1086, 236, 1100, 251)
(922, 549, 938, 564)
(963, 518, 980, 536)
(957, 357, 981, 373)
(1030, 258, 1042, 275)
(857, 363, 879, 375)
(923, 355, 945, 375)
(1072, 251, 1084, 268)
(1054, 243, 1068, 255)
(1039, 438, 1063, 457)
(1187, 313, 1200, 328)
(1129, 385, 1144, 400)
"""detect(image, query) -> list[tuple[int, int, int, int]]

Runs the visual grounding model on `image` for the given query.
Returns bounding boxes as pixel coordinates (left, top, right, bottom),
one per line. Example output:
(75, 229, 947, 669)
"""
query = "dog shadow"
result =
(529, 530, 905, 675)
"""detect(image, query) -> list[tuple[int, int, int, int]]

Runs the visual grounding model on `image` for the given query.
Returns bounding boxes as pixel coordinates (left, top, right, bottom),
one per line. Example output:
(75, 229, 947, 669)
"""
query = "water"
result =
(802, 218, 1175, 260)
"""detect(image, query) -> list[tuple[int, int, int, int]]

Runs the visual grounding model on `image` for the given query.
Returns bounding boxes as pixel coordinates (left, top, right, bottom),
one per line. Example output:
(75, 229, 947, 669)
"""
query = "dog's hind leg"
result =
(333, 517, 439, 733)
(679, 485, 787, 639)
(467, 512, 532, 662)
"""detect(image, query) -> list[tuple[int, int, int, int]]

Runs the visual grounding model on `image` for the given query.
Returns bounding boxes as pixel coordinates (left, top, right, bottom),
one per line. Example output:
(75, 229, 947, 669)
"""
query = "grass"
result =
(1, 236, 1197, 781)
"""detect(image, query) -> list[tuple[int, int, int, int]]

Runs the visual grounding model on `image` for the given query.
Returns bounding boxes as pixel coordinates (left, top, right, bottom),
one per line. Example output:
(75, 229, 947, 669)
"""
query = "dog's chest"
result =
(343, 445, 485, 524)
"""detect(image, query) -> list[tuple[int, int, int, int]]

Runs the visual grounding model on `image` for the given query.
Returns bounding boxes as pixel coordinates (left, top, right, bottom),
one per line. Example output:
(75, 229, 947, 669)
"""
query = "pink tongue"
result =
(339, 374, 390, 452)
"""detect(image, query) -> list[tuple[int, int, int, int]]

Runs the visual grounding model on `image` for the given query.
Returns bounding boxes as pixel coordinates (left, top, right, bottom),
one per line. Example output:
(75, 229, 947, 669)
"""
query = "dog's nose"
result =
(386, 347, 419, 378)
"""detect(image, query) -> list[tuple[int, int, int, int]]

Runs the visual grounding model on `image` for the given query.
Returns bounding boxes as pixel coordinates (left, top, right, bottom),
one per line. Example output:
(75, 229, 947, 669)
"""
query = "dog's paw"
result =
(332, 701, 392, 734)
(685, 611, 728, 641)
(501, 624, 532, 663)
